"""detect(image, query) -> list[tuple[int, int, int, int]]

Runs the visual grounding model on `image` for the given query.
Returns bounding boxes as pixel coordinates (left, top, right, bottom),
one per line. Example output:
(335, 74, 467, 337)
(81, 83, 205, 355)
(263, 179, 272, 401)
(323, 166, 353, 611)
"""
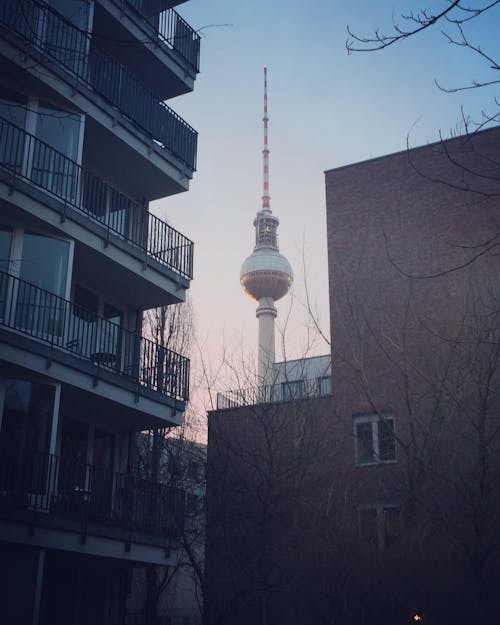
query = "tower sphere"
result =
(240, 248, 293, 302)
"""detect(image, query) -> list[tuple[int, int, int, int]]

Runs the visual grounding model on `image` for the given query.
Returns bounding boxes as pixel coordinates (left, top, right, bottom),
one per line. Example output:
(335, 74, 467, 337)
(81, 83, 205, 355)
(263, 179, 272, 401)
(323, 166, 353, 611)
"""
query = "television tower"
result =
(240, 67, 293, 386)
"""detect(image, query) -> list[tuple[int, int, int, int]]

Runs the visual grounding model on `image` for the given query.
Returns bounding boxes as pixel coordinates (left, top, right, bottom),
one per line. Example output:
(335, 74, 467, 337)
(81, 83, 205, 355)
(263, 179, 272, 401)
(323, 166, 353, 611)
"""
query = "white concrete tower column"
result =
(256, 296, 277, 385)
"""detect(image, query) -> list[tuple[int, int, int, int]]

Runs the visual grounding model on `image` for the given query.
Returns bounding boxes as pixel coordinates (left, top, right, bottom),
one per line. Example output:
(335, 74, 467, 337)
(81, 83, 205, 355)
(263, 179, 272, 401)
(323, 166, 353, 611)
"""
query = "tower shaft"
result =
(256, 297, 277, 387)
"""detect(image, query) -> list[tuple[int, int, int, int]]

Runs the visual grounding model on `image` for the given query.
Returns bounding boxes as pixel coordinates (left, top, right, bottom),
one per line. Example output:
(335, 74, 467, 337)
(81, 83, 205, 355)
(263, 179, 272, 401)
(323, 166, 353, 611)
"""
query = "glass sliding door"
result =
(0, 381, 55, 503)
(70, 285, 99, 357)
(16, 232, 70, 337)
(95, 303, 123, 369)
(32, 107, 81, 202)
(92, 429, 115, 517)
(0, 227, 12, 321)
(0, 92, 27, 174)
(59, 417, 89, 495)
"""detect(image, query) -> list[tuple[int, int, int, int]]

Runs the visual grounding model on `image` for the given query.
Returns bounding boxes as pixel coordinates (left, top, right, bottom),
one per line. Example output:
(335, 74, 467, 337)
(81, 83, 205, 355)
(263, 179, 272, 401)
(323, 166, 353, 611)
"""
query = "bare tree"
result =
(347, 0, 500, 120)
(346, 2, 500, 280)
(127, 295, 206, 625)
(205, 389, 338, 625)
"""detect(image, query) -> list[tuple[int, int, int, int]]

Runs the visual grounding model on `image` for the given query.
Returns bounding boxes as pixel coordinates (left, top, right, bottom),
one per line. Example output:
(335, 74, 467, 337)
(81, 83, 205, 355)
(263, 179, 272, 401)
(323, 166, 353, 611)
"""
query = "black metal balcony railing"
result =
(0, 116, 193, 279)
(126, 0, 200, 73)
(0, 449, 185, 538)
(0, 0, 198, 172)
(0, 271, 190, 403)
(216, 377, 332, 410)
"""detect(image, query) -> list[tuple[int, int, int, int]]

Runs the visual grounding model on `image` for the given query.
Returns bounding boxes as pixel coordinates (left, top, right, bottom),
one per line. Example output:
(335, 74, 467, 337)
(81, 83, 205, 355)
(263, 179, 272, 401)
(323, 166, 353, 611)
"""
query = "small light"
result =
(413, 615, 422, 622)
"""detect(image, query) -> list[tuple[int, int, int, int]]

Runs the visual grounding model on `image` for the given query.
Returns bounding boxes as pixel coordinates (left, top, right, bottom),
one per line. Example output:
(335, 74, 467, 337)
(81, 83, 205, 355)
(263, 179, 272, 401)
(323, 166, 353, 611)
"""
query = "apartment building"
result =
(0, 1, 199, 623)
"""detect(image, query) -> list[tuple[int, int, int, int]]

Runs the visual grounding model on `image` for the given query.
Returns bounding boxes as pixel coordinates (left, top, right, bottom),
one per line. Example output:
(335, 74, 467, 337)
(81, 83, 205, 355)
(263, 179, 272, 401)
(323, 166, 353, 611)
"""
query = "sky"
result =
(152, 0, 499, 414)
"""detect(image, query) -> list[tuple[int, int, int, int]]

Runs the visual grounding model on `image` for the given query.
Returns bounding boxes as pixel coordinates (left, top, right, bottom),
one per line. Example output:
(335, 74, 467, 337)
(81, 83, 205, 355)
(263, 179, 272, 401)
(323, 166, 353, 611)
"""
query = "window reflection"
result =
(0, 380, 55, 496)
(0, 92, 27, 173)
(0, 227, 12, 321)
(32, 107, 81, 201)
(16, 232, 69, 336)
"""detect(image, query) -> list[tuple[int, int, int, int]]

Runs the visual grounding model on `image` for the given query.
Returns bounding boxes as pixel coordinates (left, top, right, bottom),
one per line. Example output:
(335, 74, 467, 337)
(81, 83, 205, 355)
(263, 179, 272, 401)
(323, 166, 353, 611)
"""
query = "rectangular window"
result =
(358, 503, 400, 550)
(32, 106, 81, 202)
(0, 227, 12, 321)
(354, 414, 396, 465)
(16, 232, 70, 337)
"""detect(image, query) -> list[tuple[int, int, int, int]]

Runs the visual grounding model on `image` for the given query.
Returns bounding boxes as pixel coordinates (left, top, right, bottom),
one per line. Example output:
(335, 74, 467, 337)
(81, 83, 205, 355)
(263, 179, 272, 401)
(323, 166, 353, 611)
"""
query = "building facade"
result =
(206, 126, 500, 625)
(0, 1, 199, 623)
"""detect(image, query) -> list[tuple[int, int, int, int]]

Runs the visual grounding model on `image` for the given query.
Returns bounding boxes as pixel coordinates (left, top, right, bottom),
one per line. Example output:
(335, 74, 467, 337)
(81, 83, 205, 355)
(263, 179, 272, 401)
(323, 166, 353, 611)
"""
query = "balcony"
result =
(125, 0, 200, 73)
(216, 377, 333, 410)
(0, 448, 185, 540)
(0, 116, 193, 281)
(0, 0, 198, 174)
(0, 271, 190, 404)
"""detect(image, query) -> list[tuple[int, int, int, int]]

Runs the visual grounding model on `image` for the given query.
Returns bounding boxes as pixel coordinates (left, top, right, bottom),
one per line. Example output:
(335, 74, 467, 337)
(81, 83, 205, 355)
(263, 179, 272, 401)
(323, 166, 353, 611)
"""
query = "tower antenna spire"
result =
(262, 66, 270, 212)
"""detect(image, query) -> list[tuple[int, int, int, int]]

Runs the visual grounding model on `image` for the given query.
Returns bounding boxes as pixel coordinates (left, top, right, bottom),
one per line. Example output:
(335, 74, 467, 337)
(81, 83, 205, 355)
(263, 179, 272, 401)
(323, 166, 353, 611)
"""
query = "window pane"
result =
(0, 227, 12, 320)
(0, 93, 27, 173)
(35, 107, 80, 161)
(16, 232, 69, 336)
(20, 232, 69, 296)
(60, 418, 89, 492)
(33, 107, 80, 201)
(0, 381, 55, 495)
(356, 422, 375, 464)
(0, 91, 27, 127)
(48, 0, 90, 30)
(74, 286, 99, 318)
(98, 303, 122, 363)
(378, 419, 396, 462)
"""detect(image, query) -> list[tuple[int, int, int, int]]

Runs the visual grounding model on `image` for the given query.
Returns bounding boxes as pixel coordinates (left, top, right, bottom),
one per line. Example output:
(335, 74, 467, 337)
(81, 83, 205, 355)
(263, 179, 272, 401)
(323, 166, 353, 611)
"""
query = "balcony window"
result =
(354, 414, 396, 466)
(47, 0, 90, 30)
(32, 106, 82, 201)
(0, 95, 83, 203)
(0, 92, 26, 128)
(0, 380, 56, 497)
(0, 92, 27, 173)
(0, 227, 12, 320)
(20, 232, 69, 296)
(35, 106, 80, 161)
(71, 287, 123, 367)
(101, 303, 123, 365)
(16, 232, 71, 336)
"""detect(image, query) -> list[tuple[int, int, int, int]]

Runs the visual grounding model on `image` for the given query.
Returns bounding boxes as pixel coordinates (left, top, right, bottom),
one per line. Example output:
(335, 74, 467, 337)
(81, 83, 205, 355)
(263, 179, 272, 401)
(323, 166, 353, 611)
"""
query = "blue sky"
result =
(153, 0, 499, 398)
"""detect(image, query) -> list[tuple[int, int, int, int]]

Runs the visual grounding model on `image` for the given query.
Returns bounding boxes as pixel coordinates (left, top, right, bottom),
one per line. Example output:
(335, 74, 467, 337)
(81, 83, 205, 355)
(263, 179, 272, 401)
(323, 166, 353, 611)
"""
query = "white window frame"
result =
(354, 413, 397, 466)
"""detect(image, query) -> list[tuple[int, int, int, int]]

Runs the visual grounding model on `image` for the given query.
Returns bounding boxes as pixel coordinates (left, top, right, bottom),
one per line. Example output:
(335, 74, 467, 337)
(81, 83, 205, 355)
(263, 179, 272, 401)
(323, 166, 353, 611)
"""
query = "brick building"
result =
(205, 126, 500, 625)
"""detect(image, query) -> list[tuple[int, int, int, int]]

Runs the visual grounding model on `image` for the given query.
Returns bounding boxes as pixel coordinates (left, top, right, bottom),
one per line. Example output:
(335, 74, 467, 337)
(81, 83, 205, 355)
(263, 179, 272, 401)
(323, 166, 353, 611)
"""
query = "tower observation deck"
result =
(240, 67, 293, 386)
